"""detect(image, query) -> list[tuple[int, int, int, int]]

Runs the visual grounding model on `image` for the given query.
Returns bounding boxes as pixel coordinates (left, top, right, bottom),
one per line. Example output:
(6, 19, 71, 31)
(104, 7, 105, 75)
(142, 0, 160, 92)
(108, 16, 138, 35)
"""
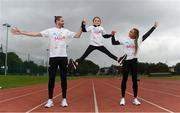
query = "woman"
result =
(111, 22, 158, 106)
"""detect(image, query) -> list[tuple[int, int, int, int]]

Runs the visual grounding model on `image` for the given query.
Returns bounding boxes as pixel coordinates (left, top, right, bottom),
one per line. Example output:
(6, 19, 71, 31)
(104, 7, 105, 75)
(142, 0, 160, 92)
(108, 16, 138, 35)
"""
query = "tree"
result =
(138, 62, 149, 74)
(175, 63, 180, 73)
(0, 52, 5, 74)
(148, 62, 169, 73)
(7, 52, 23, 73)
(75, 60, 100, 75)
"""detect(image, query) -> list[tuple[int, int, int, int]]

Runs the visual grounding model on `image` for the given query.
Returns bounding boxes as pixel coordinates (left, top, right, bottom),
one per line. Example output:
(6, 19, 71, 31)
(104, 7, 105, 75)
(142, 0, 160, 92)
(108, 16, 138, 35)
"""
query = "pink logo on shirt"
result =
(93, 28, 101, 35)
(54, 37, 65, 41)
(126, 45, 135, 48)
(94, 31, 101, 34)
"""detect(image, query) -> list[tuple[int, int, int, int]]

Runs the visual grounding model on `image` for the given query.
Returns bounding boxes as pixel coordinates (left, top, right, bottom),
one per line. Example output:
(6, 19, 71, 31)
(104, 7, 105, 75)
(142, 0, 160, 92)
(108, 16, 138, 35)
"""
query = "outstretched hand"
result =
(82, 18, 86, 25)
(154, 21, 158, 28)
(11, 27, 22, 35)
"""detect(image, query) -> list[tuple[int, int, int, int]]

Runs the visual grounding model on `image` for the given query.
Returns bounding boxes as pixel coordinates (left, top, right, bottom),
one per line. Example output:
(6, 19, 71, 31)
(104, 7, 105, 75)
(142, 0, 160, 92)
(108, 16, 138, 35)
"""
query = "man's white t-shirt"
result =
(40, 27, 75, 58)
(86, 25, 106, 46)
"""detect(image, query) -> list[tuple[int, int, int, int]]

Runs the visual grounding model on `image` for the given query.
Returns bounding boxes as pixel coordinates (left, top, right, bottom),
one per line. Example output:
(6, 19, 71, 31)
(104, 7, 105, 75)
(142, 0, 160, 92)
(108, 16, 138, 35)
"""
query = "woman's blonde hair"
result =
(132, 28, 139, 55)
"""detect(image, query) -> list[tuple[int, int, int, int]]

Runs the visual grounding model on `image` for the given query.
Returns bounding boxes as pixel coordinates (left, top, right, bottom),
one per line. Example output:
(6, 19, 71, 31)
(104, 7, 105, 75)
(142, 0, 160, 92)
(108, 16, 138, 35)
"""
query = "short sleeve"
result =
(66, 29, 76, 39)
(86, 26, 93, 32)
(101, 27, 106, 35)
(40, 29, 50, 38)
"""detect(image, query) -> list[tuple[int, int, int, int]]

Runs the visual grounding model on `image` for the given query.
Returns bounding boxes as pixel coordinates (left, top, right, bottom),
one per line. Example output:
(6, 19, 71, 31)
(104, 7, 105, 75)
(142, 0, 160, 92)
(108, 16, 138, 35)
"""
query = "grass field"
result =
(140, 75, 180, 80)
(0, 75, 79, 89)
(0, 74, 180, 89)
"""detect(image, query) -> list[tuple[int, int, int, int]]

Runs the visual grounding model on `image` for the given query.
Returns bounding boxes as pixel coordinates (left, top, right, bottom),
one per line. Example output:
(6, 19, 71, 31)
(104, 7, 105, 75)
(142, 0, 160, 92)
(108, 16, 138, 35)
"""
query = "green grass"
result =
(0, 75, 79, 89)
(140, 75, 180, 80)
(0, 74, 179, 90)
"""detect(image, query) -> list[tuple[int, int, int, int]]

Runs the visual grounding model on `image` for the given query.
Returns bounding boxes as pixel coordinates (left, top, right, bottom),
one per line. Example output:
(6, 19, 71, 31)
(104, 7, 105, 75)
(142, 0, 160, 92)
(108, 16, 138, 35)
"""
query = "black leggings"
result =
(48, 57, 68, 99)
(121, 58, 138, 98)
(76, 45, 117, 63)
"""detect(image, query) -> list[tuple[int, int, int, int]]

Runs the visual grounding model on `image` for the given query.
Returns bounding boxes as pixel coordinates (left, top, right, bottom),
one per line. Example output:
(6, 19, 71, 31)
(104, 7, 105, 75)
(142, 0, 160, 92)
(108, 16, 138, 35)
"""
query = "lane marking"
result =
(103, 81, 174, 113)
(26, 81, 83, 113)
(140, 87, 180, 98)
(92, 80, 99, 113)
(0, 89, 47, 103)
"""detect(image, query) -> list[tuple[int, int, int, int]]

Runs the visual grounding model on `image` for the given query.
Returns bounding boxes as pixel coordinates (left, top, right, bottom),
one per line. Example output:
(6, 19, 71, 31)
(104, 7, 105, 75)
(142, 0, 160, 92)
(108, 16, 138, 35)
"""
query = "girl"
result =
(70, 16, 127, 69)
(111, 22, 158, 106)
(11, 16, 82, 108)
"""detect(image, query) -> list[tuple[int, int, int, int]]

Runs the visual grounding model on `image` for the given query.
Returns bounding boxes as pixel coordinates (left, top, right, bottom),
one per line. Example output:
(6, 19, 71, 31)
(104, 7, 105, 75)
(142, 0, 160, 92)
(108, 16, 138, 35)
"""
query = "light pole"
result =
(46, 49, 49, 75)
(2, 23, 11, 76)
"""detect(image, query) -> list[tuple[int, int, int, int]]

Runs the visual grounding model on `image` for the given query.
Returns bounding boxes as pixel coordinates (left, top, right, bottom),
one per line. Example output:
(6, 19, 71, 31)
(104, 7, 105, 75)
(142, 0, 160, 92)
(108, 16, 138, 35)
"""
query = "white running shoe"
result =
(61, 98, 68, 107)
(69, 59, 78, 70)
(132, 98, 141, 105)
(118, 54, 127, 65)
(44, 99, 54, 108)
(119, 98, 125, 106)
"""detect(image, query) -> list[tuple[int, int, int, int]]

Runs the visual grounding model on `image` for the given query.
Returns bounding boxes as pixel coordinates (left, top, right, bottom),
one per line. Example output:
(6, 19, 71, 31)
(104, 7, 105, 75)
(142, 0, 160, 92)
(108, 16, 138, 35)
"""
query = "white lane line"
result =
(103, 82, 174, 113)
(0, 89, 47, 103)
(142, 82, 180, 92)
(140, 87, 180, 98)
(0, 83, 61, 102)
(26, 81, 83, 113)
(92, 80, 99, 113)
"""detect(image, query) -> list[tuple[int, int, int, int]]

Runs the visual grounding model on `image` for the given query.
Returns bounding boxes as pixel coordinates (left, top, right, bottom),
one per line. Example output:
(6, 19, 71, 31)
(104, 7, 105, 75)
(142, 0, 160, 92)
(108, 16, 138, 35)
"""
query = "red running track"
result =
(0, 78, 180, 113)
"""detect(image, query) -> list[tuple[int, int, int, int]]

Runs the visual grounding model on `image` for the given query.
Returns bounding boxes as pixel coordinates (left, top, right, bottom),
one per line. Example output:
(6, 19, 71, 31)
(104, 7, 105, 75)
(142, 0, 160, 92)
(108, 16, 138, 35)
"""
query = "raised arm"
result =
(73, 19, 85, 38)
(111, 31, 120, 45)
(81, 19, 87, 32)
(74, 28, 83, 38)
(102, 34, 113, 38)
(142, 22, 158, 41)
(11, 27, 42, 37)
(111, 35, 120, 45)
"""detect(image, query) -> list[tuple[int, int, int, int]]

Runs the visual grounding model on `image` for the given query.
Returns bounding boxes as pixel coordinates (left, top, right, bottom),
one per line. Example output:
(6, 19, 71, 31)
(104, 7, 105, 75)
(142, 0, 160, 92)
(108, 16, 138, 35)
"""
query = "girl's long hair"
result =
(132, 28, 139, 55)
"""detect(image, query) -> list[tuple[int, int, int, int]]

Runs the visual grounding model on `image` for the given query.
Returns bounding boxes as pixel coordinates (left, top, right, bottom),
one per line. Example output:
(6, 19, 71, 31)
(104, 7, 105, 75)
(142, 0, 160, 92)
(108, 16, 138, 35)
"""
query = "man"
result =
(11, 16, 82, 108)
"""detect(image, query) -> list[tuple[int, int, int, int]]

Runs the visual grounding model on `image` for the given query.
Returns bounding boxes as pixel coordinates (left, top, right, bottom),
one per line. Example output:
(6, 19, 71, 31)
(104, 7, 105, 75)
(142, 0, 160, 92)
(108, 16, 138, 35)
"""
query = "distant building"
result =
(97, 65, 121, 75)
(169, 66, 175, 73)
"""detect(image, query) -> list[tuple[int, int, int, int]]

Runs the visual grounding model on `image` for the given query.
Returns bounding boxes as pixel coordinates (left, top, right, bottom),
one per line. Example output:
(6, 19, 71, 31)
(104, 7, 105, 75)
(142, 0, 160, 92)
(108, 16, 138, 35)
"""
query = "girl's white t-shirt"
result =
(86, 25, 106, 46)
(40, 27, 75, 58)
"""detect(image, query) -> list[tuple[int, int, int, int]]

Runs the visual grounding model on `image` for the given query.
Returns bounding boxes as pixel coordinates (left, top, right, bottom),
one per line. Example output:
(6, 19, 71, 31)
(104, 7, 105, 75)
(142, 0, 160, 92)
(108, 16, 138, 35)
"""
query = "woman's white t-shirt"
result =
(119, 37, 143, 60)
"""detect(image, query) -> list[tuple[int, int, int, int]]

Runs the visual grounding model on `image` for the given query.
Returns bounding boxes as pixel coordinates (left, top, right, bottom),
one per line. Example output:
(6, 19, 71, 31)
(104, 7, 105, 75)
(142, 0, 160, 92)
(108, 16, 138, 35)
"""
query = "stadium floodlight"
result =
(2, 23, 11, 76)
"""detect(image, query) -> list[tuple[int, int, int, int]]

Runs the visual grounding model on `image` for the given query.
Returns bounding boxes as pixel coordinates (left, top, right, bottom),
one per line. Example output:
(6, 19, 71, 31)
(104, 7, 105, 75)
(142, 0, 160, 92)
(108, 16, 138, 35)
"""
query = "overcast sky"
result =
(0, 0, 180, 67)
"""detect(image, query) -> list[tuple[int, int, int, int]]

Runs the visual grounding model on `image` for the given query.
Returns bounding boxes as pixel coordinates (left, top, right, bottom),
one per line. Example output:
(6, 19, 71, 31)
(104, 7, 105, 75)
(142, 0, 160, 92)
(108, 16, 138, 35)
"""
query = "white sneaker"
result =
(44, 99, 54, 108)
(69, 59, 78, 70)
(119, 98, 125, 106)
(132, 98, 141, 105)
(118, 54, 127, 65)
(61, 98, 68, 107)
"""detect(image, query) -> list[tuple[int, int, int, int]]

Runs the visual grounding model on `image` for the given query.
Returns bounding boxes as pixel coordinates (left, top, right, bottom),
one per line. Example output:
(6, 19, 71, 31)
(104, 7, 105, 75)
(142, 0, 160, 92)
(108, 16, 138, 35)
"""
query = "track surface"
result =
(0, 78, 180, 113)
